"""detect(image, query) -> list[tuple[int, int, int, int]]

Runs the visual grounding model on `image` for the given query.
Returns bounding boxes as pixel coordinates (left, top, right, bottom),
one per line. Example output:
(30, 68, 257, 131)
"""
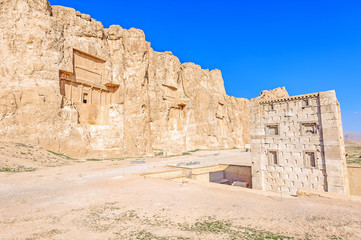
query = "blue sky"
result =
(49, 0, 361, 132)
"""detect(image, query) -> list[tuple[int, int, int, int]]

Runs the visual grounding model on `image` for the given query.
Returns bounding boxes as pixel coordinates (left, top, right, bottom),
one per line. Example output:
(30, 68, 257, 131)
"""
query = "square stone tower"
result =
(250, 91, 349, 195)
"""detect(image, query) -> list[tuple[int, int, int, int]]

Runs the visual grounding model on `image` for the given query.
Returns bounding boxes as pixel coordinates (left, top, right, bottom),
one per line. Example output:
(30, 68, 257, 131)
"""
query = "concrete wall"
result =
(165, 164, 252, 187)
(223, 165, 252, 188)
(348, 166, 361, 196)
(191, 165, 227, 183)
(209, 171, 224, 182)
(251, 91, 349, 195)
(193, 165, 252, 187)
(142, 169, 183, 179)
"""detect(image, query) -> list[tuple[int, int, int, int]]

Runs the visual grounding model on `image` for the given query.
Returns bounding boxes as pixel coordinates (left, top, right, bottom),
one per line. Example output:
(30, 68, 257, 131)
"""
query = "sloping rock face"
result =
(0, 0, 250, 158)
(256, 87, 289, 101)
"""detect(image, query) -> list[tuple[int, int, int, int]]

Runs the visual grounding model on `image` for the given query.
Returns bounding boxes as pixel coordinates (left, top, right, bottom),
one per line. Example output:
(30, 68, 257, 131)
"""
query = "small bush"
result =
(189, 149, 201, 153)
(47, 150, 76, 160)
(0, 166, 36, 173)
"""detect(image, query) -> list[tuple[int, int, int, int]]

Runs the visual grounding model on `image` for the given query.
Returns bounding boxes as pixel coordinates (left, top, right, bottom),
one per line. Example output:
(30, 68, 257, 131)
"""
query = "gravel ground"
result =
(1, 146, 360, 239)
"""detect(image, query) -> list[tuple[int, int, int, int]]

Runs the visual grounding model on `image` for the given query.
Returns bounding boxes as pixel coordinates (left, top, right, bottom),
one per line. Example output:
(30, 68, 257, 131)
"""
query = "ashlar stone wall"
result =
(251, 91, 349, 195)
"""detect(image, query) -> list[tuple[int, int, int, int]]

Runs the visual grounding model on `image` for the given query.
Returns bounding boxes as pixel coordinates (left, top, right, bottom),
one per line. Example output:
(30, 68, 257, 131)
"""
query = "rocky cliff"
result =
(0, 0, 251, 158)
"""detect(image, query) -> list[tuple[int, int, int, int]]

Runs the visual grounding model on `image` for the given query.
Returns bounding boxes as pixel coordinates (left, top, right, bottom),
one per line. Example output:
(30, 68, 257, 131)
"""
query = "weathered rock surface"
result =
(256, 87, 289, 101)
(0, 0, 253, 158)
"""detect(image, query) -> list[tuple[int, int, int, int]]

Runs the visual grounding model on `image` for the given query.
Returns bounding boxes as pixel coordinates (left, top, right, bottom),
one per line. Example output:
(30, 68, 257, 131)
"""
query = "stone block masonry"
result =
(250, 91, 350, 195)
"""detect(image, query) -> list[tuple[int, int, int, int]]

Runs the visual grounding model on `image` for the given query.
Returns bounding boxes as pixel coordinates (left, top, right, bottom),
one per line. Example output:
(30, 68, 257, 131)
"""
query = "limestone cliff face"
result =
(0, 0, 250, 158)
(256, 87, 289, 101)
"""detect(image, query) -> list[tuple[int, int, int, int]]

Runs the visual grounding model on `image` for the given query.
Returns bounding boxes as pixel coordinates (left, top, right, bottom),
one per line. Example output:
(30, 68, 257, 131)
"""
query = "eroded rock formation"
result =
(0, 0, 253, 158)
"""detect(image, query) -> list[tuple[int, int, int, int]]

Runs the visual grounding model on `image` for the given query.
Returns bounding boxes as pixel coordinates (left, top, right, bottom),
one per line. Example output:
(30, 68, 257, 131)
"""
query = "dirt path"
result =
(1, 148, 361, 239)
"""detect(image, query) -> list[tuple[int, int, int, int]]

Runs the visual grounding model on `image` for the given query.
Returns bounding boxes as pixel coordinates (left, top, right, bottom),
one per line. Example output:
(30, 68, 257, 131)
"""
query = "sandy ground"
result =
(0, 142, 71, 171)
(344, 138, 361, 146)
(1, 143, 361, 239)
(346, 145, 361, 166)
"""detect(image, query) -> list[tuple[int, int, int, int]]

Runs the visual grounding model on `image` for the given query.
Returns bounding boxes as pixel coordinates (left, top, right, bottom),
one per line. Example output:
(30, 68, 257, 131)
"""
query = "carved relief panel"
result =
(74, 50, 106, 85)
(168, 105, 185, 131)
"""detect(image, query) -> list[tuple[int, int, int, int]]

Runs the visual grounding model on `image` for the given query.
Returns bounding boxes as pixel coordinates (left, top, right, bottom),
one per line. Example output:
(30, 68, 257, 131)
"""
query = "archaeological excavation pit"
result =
(142, 164, 252, 189)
